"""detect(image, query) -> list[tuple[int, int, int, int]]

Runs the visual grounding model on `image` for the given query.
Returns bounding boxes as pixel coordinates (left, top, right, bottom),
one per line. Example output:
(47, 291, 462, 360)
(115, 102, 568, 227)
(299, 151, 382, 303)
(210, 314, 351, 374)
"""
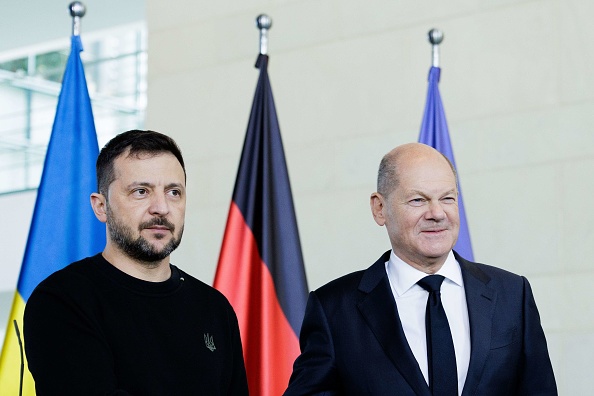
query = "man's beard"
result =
(106, 205, 183, 265)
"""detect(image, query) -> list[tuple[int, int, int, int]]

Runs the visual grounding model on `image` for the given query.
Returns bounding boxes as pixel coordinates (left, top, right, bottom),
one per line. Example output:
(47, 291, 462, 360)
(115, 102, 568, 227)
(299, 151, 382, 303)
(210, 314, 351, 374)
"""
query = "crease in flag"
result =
(0, 35, 105, 395)
(214, 54, 309, 396)
(419, 66, 474, 261)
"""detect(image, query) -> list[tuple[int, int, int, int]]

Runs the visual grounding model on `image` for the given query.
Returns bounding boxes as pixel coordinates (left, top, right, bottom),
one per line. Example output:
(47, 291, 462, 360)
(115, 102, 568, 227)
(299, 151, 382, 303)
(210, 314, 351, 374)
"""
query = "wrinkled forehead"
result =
(396, 153, 457, 190)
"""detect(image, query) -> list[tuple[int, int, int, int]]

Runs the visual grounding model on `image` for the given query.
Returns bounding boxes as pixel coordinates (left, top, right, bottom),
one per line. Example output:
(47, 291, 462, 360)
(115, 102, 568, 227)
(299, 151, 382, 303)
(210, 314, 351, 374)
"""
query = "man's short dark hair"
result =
(96, 129, 186, 196)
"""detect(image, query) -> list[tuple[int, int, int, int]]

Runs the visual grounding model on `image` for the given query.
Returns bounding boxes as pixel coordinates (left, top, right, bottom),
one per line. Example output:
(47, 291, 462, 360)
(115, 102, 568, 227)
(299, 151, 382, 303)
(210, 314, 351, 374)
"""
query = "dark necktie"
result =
(417, 275, 458, 396)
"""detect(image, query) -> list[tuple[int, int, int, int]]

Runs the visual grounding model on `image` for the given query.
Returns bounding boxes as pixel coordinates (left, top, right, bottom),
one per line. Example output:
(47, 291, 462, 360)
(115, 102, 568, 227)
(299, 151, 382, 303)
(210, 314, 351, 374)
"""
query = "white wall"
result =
(2, 1, 592, 393)
(146, 0, 594, 394)
(0, 190, 37, 343)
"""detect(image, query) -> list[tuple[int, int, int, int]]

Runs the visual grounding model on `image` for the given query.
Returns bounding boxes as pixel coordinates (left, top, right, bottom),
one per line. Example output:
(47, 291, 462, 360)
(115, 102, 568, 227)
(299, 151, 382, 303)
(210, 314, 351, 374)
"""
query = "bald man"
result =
(284, 143, 556, 396)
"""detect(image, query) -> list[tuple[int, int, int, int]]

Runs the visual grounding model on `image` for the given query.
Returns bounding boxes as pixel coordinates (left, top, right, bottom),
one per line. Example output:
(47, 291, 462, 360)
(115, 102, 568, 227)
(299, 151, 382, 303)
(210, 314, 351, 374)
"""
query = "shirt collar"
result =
(386, 250, 462, 297)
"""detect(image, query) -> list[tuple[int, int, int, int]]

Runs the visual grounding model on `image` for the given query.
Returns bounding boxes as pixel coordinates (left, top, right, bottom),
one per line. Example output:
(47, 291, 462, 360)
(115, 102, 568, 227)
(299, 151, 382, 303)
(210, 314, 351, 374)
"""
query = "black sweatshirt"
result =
(24, 254, 248, 396)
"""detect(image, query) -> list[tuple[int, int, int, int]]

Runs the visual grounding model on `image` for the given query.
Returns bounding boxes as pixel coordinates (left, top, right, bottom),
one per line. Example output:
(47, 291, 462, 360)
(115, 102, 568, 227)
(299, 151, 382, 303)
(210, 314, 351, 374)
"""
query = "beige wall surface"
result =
(146, 0, 594, 393)
(0, 0, 145, 53)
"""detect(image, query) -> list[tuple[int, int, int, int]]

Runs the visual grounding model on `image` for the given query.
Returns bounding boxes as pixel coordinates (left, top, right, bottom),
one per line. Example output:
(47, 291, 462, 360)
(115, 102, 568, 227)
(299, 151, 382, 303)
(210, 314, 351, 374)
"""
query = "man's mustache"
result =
(139, 217, 175, 232)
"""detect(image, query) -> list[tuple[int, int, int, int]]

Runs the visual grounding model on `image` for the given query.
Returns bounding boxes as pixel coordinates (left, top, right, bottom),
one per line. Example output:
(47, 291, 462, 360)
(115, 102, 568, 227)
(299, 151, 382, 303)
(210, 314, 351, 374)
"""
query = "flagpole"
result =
(420, 28, 475, 261)
(256, 14, 272, 55)
(214, 13, 309, 395)
(69, 1, 86, 37)
(0, 2, 104, 394)
(428, 28, 444, 68)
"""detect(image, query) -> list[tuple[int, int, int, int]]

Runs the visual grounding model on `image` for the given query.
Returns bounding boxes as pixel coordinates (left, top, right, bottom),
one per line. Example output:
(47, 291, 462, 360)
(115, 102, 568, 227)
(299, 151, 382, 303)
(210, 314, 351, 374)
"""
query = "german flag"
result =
(214, 54, 308, 396)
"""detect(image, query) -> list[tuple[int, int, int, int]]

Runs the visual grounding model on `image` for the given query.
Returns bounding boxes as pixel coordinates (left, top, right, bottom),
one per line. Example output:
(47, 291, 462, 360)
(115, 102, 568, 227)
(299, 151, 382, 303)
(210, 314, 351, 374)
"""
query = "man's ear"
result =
(370, 192, 386, 226)
(90, 193, 108, 224)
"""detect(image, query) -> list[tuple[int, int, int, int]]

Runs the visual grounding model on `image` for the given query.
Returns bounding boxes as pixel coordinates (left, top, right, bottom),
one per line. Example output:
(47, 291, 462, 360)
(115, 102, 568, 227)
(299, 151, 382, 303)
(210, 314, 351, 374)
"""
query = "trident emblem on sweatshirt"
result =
(204, 333, 216, 352)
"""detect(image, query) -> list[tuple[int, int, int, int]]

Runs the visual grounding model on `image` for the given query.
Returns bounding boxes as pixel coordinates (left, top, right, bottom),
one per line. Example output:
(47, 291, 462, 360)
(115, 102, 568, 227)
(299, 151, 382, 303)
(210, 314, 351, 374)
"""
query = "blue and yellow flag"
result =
(0, 36, 105, 395)
(419, 66, 474, 261)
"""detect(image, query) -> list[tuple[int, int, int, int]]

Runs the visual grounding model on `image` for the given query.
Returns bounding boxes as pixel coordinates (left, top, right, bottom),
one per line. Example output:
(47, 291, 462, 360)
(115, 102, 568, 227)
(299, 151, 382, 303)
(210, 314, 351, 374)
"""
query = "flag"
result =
(0, 36, 105, 395)
(419, 66, 474, 261)
(214, 54, 309, 396)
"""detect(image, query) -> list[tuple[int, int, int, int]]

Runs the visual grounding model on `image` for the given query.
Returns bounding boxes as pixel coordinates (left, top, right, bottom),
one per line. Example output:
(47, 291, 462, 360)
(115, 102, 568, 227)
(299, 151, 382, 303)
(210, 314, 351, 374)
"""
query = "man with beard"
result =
(24, 130, 248, 395)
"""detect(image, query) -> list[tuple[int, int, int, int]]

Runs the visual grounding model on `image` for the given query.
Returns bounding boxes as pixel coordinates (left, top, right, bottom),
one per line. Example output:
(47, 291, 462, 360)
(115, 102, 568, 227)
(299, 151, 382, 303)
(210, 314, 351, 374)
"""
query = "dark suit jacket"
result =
(284, 251, 557, 396)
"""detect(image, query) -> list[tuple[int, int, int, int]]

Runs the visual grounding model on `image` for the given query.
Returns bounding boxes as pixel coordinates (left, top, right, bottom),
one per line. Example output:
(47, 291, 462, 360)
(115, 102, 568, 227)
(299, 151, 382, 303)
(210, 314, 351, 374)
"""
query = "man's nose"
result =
(425, 200, 446, 221)
(148, 192, 170, 216)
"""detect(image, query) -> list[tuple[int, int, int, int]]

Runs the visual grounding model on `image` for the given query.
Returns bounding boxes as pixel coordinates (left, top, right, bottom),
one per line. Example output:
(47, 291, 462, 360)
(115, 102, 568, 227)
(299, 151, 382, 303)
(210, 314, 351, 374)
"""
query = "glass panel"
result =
(0, 26, 147, 195)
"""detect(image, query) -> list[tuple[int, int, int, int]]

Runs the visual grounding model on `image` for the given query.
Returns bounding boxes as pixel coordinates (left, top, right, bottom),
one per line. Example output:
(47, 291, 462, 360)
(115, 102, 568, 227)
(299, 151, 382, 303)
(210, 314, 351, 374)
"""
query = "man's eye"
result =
(169, 190, 181, 197)
(134, 188, 147, 195)
(442, 197, 456, 203)
(409, 198, 425, 207)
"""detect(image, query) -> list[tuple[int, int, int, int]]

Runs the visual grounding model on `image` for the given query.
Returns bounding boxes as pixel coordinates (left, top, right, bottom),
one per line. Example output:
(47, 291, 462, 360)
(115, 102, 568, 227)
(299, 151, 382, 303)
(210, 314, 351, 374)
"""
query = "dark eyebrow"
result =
(127, 182, 154, 189)
(125, 182, 185, 190)
(165, 183, 185, 190)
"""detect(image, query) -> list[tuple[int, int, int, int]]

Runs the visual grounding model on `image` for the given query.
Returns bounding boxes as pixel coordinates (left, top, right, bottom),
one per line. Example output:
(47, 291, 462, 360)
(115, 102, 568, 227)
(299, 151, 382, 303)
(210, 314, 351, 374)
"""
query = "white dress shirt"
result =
(385, 250, 470, 395)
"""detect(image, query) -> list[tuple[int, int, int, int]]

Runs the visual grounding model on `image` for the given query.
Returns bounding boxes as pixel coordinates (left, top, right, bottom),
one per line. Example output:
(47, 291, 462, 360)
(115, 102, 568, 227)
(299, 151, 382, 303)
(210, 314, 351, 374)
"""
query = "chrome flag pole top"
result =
(69, 1, 86, 37)
(428, 28, 444, 68)
(256, 14, 272, 55)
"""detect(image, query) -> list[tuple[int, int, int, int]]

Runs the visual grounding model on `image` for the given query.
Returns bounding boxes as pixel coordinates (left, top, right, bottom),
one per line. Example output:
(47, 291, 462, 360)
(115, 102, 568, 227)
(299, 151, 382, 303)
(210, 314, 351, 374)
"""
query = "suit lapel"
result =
(357, 252, 431, 396)
(456, 253, 497, 396)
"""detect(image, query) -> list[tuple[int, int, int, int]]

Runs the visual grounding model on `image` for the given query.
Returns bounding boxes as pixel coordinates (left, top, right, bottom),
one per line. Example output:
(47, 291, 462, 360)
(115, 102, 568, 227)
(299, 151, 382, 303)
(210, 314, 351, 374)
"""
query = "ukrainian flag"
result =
(0, 35, 105, 395)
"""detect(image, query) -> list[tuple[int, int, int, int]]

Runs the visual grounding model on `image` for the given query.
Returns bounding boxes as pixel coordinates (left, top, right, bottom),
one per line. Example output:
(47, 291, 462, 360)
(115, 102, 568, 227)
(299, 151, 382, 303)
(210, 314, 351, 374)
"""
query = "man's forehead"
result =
(116, 150, 178, 164)
(113, 152, 184, 178)
(395, 160, 457, 193)
(398, 157, 455, 178)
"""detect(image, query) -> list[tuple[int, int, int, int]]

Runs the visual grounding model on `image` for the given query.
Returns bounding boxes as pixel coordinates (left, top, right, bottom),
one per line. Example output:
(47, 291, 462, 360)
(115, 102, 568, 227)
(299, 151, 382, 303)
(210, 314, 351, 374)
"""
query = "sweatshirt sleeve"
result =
(225, 303, 249, 396)
(24, 282, 133, 396)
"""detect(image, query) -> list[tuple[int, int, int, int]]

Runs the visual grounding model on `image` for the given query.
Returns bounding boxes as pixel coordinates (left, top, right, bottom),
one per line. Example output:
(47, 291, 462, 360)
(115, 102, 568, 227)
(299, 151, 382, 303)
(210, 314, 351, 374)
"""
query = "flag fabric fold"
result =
(0, 36, 105, 395)
(419, 66, 474, 261)
(214, 54, 309, 396)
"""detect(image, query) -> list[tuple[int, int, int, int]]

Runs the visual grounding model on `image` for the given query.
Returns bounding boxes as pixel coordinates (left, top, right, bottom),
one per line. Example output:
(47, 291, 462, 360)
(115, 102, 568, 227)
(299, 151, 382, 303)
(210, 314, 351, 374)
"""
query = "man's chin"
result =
(144, 233, 175, 245)
(150, 236, 182, 256)
(419, 246, 452, 262)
